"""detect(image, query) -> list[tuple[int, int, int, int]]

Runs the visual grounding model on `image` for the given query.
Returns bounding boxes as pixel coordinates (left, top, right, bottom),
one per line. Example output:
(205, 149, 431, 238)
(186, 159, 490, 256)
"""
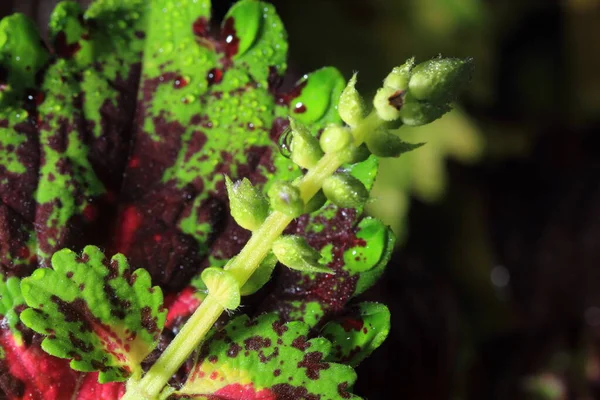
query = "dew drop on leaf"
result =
(278, 127, 293, 159)
(207, 68, 223, 86)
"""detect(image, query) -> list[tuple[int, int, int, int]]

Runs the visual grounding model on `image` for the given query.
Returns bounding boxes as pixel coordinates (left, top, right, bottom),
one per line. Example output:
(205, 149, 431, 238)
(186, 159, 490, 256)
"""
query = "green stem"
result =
(123, 112, 384, 400)
(123, 296, 223, 400)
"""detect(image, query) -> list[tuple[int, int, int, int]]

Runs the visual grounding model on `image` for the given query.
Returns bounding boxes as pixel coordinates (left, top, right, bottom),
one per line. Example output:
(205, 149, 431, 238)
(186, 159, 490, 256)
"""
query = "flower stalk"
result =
(123, 56, 473, 399)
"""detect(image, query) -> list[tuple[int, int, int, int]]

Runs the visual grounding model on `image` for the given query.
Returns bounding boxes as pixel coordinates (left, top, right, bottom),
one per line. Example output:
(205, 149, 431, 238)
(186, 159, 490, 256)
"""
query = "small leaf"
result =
(304, 189, 327, 214)
(322, 302, 390, 367)
(353, 225, 396, 296)
(342, 217, 388, 273)
(201, 267, 241, 310)
(272, 235, 333, 274)
(223, 0, 263, 58)
(169, 313, 360, 399)
(290, 67, 346, 124)
(19, 245, 166, 383)
(240, 253, 277, 296)
(399, 93, 452, 126)
(366, 127, 424, 157)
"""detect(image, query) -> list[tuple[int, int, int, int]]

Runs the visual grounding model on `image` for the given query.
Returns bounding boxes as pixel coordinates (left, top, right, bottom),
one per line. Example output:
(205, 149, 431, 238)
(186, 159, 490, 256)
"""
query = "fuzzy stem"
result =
(123, 112, 384, 400)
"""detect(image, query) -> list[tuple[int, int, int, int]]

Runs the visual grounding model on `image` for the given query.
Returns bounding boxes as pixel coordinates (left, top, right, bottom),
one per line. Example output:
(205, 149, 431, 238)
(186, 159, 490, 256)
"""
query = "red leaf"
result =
(0, 330, 78, 399)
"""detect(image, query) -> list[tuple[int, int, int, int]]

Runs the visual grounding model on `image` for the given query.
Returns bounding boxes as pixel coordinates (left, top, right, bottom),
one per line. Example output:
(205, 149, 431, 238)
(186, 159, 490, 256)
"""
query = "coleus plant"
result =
(0, 0, 472, 399)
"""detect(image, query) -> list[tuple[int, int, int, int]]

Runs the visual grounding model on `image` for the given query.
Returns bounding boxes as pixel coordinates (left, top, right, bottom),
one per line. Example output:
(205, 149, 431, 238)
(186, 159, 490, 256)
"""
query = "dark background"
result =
(3, 0, 600, 399)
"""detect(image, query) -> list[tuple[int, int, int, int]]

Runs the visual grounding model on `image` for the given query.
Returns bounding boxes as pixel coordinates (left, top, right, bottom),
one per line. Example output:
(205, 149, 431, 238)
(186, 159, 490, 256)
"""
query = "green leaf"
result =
(224, 0, 262, 58)
(0, 0, 404, 392)
(322, 302, 390, 367)
(0, 276, 26, 341)
(365, 127, 424, 158)
(168, 313, 360, 399)
(0, 14, 50, 100)
(19, 245, 166, 383)
(289, 67, 346, 124)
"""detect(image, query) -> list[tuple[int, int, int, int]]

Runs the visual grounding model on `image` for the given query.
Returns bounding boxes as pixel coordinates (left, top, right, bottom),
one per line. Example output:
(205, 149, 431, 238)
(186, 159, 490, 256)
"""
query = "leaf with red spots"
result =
(0, 328, 81, 400)
(19, 246, 166, 383)
(321, 302, 391, 367)
(0, 276, 82, 399)
(167, 313, 360, 400)
(0, 0, 400, 396)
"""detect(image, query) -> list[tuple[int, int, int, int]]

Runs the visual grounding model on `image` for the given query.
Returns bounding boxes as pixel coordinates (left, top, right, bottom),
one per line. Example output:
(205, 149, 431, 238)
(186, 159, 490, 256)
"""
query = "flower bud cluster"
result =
(373, 56, 473, 126)
(217, 57, 473, 296)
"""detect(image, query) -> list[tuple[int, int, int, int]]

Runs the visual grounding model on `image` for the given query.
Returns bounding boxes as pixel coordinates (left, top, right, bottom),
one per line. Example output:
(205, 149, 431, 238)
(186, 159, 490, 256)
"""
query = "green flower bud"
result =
(366, 127, 423, 158)
(383, 57, 415, 91)
(272, 235, 333, 274)
(322, 172, 369, 209)
(201, 267, 240, 310)
(399, 93, 451, 126)
(373, 86, 404, 121)
(408, 57, 474, 104)
(338, 73, 365, 127)
(268, 181, 304, 217)
(304, 190, 327, 214)
(240, 253, 277, 296)
(225, 176, 269, 231)
(289, 118, 323, 169)
(340, 143, 371, 164)
(319, 124, 352, 154)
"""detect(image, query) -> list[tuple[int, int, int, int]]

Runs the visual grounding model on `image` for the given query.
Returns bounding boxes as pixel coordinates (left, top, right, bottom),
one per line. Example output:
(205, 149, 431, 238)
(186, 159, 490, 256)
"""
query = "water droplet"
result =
(173, 75, 189, 89)
(293, 102, 306, 113)
(278, 127, 293, 158)
(206, 68, 223, 86)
